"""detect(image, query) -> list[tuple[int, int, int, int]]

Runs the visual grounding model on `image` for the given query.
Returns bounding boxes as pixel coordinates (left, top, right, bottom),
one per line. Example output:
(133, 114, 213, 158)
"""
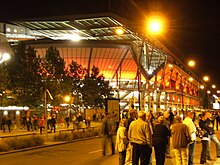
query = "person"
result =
(216, 112, 220, 130)
(128, 111, 152, 165)
(205, 111, 220, 159)
(182, 111, 197, 165)
(6, 117, 12, 132)
(50, 114, 56, 133)
(1, 116, 6, 133)
(39, 115, 45, 135)
(168, 108, 174, 124)
(72, 115, 77, 130)
(65, 114, 70, 129)
(146, 111, 154, 165)
(153, 116, 170, 165)
(102, 112, 115, 156)
(32, 115, 39, 131)
(60, 117, 65, 127)
(125, 108, 137, 165)
(170, 116, 191, 165)
(163, 111, 172, 158)
(199, 112, 210, 164)
(86, 117, 91, 127)
(26, 116, 32, 131)
(115, 119, 129, 165)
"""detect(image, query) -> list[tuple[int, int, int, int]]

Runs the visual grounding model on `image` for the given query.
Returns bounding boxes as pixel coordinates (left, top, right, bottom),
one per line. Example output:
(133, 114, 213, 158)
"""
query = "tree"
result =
(63, 61, 87, 106)
(80, 66, 112, 108)
(7, 42, 42, 107)
(40, 46, 66, 106)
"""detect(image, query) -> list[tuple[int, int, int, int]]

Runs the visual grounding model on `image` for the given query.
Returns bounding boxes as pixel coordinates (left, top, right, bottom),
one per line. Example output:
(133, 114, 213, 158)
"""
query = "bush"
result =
(0, 141, 10, 152)
(3, 135, 44, 151)
(53, 133, 72, 141)
(53, 129, 99, 142)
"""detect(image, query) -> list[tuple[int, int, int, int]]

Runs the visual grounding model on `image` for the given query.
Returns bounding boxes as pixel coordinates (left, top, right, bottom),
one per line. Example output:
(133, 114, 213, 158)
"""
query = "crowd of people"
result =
(102, 108, 220, 165)
(0, 112, 92, 134)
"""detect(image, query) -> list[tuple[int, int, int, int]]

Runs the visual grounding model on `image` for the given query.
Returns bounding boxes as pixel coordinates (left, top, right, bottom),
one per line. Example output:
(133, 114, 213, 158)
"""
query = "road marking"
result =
(88, 149, 102, 154)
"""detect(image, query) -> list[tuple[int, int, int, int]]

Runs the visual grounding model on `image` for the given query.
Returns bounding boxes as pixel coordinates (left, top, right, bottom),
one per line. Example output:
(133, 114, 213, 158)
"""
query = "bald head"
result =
(163, 111, 170, 119)
(186, 111, 194, 119)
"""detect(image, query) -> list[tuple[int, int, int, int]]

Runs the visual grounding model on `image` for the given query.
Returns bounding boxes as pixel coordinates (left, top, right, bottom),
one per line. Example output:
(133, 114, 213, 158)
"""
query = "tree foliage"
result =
(80, 66, 112, 108)
(3, 43, 112, 110)
(7, 43, 42, 107)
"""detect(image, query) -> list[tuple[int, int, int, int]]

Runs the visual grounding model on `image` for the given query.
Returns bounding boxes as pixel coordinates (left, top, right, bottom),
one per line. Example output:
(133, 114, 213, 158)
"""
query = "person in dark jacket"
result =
(199, 112, 210, 164)
(153, 116, 170, 165)
(6, 117, 12, 132)
(50, 114, 56, 133)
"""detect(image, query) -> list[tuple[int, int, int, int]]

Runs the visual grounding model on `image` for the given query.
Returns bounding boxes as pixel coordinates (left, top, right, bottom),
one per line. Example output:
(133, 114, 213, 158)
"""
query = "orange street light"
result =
(146, 15, 165, 35)
(203, 76, 210, 82)
(200, 85, 205, 89)
(64, 95, 71, 102)
(188, 60, 196, 67)
(115, 28, 124, 35)
(212, 84, 216, 89)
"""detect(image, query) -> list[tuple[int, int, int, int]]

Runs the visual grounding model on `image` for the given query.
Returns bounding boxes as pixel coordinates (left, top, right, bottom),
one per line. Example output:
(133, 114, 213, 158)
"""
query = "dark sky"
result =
(135, 0, 220, 86)
(1, 0, 220, 87)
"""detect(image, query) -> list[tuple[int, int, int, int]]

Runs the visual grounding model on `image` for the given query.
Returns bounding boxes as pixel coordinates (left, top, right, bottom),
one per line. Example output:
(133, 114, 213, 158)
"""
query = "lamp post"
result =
(138, 15, 165, 111)
(44, 89, 53, 142)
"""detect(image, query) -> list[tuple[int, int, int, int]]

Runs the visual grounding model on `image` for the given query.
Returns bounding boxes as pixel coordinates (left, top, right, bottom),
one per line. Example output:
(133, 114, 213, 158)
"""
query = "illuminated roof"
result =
(2, 13, 195, 81)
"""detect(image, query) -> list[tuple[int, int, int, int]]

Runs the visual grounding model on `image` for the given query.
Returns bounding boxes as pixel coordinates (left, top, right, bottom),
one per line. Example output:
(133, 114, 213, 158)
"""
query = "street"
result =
(1, 134, 220, 165)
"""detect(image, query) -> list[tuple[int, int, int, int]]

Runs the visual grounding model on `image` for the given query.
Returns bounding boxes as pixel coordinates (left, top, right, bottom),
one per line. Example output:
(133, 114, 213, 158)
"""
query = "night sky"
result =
(1, 0, 220, 88)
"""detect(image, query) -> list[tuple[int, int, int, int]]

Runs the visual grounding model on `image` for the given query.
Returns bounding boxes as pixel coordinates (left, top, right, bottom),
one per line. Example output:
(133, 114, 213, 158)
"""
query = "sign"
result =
(105, 98, 120, 122)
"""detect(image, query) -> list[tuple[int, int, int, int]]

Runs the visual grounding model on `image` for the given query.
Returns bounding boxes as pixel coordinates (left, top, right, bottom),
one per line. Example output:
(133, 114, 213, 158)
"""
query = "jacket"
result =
(171, 122, 191, 149)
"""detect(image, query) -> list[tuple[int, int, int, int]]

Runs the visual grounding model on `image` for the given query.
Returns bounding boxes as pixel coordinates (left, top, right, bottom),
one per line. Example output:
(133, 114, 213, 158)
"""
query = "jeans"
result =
(173, 148, 187, 165)
(132, 143, 152, 165)
(102, 135, 115, 155)
(119, 150, 126, 165)
(188, 140, 196, 165)
(201, 140, 208, 163)
(207, 134, 220, 157)
(125, 143, 132, 165)
(154, 143, 166, 165)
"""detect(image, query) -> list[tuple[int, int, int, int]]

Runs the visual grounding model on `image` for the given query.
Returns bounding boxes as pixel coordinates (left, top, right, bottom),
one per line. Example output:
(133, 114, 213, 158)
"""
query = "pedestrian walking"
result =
(128, 111, 152, 165)
(65, 114, 70, 129)
(153, 116, 170, 165)
(115, 119, 129, 165)
(171, 116, 191, 165)
(216, 112, 220, 130)
(102, 112, 115, 156)
(6, 117, 12, 132)
(50, 114, 56, 133)
(39, 116, 46, 135)
(205, 112, 220, 159)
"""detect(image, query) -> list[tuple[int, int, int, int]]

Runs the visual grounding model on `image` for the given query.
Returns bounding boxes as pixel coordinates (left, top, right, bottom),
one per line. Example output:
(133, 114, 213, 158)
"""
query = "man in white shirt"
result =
(183, 111, 196, 165)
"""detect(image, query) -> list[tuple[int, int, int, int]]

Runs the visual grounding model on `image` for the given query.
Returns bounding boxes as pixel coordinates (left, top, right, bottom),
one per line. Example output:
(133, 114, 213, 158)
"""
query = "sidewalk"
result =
(0, 121, 101, 138)
(100, 130, 220, 165)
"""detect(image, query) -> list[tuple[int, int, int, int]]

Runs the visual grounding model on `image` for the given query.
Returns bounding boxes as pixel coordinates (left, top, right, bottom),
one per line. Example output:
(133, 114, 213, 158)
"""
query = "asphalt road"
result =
(1, 135, 220, 165)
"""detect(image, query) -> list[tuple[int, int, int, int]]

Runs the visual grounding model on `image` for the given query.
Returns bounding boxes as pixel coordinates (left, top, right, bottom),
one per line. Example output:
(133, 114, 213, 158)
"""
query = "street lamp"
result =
(146, 15, 165, 35)
(188, 60, 196, 68)
(0, 33, 13, 61)
(140, 15, 165, 111)
(44, 89, 53, 142)
(212, 84, 216, 89)
(203, 76, 210, 82)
